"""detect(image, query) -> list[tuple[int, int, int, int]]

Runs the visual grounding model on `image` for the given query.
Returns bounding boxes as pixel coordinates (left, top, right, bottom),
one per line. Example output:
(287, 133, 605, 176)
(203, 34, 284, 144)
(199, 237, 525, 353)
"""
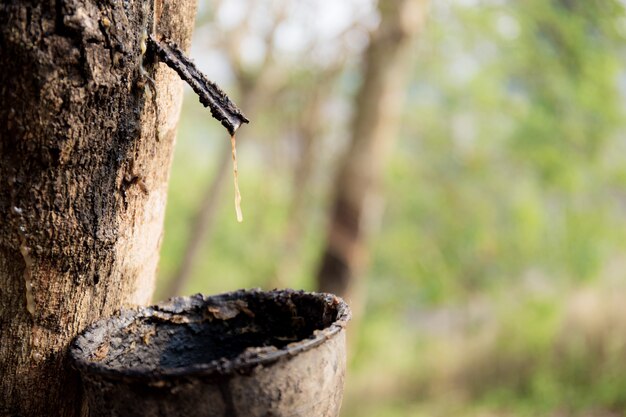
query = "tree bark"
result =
(0, 1, 197, 415)
(315, 0, 428, 304)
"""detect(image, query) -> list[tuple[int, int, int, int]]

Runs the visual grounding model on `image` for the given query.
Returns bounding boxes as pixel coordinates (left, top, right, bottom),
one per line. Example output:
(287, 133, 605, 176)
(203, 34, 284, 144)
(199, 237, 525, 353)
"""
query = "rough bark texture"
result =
(316, 0, 428, 304)
(0, 1, 197, 415)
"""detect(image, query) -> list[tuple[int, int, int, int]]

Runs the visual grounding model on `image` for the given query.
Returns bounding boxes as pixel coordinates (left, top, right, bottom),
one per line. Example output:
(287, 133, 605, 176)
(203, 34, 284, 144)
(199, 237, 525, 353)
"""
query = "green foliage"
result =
(381, 0, 626, 302)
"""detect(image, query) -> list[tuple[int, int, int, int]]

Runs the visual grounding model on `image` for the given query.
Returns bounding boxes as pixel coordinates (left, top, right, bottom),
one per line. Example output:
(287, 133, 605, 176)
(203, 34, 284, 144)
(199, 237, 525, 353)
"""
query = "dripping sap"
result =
(231, 134, 243, 222)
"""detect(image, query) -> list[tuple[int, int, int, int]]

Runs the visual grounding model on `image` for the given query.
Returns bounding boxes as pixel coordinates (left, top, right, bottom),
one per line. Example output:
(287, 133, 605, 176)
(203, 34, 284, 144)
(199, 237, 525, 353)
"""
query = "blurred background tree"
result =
(157, 0, 626, 416)
(316, 0, 428, 317)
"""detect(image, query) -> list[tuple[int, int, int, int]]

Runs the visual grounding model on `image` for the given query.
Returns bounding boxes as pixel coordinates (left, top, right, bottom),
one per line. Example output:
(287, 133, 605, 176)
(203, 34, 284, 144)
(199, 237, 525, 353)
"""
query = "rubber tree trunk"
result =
(316, 0, 428, 305)
(0, 1, 197, 415)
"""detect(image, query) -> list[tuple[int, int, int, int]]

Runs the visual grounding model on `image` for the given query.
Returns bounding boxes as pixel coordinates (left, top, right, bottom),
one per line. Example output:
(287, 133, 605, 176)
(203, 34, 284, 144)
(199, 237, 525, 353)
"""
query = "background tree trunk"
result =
(316, 0, 428, 307)
(0, 1, 196, 415)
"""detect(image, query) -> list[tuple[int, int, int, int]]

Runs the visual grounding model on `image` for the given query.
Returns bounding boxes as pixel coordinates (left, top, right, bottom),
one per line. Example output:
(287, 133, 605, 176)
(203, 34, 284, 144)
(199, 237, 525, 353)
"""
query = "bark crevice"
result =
(0, 1, 197, 415)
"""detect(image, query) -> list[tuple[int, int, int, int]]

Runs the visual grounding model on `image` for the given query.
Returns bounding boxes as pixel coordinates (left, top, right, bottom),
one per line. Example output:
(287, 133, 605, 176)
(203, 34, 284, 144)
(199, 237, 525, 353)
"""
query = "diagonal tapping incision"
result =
(148, 35, 249, 136)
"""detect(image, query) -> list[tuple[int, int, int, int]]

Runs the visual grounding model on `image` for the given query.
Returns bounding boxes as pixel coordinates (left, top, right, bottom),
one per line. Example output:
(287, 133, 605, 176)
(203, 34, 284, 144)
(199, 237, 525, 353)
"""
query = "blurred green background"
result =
(155, 1, 626, 415)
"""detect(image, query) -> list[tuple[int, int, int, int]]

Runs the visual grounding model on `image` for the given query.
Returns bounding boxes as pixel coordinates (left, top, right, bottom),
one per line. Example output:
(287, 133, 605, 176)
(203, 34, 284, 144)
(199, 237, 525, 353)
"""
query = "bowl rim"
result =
(69, 288, 351, 382)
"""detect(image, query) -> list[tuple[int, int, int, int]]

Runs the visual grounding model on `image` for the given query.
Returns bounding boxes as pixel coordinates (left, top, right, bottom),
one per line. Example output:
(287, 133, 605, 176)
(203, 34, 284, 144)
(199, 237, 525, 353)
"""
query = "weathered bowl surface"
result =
(70, 289, 351, 417)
